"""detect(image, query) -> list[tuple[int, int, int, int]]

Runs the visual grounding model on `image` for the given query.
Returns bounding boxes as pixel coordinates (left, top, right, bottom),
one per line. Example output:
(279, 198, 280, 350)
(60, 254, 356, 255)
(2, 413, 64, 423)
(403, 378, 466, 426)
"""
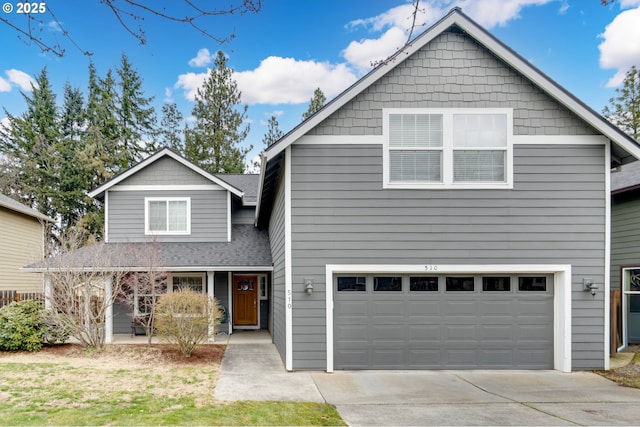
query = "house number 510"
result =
(424, 265, 438, 271)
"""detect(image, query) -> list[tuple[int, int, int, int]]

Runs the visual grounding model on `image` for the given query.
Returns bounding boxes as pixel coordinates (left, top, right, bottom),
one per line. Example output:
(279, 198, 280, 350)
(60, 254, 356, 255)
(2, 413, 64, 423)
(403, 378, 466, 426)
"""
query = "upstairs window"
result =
(145, 197, 190, 235)
(384, 109, 512, 189)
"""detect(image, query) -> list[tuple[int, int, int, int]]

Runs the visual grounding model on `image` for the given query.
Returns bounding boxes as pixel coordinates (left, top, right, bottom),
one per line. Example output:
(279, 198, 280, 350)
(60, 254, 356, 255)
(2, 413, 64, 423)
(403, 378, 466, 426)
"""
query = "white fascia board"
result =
(88, 148, 244, 199)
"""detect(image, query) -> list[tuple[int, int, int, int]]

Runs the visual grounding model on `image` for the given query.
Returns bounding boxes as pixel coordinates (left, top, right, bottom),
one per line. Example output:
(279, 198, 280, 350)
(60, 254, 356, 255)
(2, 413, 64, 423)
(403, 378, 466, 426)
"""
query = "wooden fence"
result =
(0, 290, 44, 308)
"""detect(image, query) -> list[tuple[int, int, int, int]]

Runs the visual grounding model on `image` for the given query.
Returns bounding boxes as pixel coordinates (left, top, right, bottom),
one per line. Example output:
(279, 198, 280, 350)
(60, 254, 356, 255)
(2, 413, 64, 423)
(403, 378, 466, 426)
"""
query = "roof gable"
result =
(0, 193, 55, 222)
(88, 147, 243, 200)
(262, 8, 640, 163)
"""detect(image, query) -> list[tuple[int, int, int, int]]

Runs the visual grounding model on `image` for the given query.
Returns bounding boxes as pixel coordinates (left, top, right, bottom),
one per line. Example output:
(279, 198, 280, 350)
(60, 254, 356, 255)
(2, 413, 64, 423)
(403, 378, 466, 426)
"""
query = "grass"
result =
(598, 352, 640, 388)
(0, 345, 345, 426)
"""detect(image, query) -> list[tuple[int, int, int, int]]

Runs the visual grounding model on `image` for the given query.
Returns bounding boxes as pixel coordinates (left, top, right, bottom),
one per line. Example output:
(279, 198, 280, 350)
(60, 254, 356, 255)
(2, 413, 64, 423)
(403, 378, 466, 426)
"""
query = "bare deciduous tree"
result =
(117, 241, 168, 347)
(44, 231, 127, 349)
(1, 0, 262, 57)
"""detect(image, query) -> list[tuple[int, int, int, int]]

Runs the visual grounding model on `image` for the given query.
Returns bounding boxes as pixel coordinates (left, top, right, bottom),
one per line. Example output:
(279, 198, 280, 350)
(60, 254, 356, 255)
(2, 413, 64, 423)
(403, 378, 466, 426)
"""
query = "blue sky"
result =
(1, 0, 640, 170)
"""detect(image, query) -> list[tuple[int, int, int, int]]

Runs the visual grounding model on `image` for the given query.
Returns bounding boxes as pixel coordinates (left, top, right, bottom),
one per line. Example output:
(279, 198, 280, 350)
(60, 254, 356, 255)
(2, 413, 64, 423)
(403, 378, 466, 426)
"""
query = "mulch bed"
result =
(32, 342, 227, 366)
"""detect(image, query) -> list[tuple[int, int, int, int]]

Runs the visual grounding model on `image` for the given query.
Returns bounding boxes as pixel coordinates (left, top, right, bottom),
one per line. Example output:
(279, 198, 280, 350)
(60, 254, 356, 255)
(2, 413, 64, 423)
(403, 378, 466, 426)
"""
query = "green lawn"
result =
(0, 346, 345, 426)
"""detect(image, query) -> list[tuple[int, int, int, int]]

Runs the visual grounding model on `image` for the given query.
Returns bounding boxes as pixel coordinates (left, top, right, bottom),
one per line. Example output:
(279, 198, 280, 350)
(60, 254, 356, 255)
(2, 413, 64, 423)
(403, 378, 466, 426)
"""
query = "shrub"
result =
(154, 290, 219, 357)
(0, 299, 68, 351)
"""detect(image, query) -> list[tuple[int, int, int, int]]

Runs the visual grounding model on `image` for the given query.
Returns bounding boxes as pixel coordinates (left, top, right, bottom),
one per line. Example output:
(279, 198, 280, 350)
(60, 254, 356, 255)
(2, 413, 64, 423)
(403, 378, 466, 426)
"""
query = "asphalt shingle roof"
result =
(216, 174, 259, 204)
(612, 161, 640, 193)
(0, 194, 55, 222)
(25, 225, 271, 271)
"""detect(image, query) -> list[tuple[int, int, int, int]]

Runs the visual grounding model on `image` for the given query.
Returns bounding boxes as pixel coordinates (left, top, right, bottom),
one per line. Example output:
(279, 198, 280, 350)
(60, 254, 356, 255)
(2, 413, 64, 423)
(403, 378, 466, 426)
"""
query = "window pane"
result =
(390, 150, 442, 182)
(389, 114, 442, 148)
(148, 201, 167, 231)
(482, 277, 511, 291)
(453, 114, 507, 148)
(410, 277, 438, 291)
(374, 276, 402, 291)
(337, 276, 366, 292)
(168, 200, 188, 231)
(174, 275, 203, 292)
(518, 277, 547, 291)
(453, 150, 505, 182)
(446, 277, 474, 291)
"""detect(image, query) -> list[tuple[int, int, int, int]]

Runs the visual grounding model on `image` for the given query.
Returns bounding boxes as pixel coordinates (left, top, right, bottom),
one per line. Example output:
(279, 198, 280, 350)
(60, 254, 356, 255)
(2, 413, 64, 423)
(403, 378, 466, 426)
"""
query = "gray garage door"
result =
(334, 274, 554, 370)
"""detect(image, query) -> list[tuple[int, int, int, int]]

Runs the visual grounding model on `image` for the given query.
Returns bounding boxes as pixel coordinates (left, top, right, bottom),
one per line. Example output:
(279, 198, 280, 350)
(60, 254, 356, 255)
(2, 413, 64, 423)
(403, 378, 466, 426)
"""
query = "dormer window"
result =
(145, 197, 191, 235)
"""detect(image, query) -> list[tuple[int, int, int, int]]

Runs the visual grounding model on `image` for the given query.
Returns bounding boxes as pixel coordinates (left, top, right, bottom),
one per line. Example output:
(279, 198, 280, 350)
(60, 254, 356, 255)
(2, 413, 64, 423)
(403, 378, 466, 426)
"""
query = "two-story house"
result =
(26, 8, 640, 372)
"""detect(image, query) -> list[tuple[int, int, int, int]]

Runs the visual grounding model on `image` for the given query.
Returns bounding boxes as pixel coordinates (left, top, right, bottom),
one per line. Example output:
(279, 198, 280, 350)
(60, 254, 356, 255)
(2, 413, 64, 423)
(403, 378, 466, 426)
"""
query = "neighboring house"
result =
(611, 161, 640, 349)
(25, 8, 640, 373)
(0, 194, 54, 293)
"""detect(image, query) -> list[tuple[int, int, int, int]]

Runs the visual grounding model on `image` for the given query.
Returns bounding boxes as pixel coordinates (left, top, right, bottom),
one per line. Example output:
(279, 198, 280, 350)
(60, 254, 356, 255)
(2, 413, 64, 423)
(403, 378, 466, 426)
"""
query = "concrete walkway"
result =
(213, 331, 324, 402)
(214, 334, 640, 426)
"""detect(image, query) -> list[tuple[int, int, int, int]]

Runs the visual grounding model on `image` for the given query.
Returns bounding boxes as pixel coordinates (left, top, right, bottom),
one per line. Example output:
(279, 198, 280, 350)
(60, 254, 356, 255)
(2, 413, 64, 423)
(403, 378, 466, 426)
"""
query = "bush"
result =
(154, 290, 219, 357)
(0, 299, 68, 351)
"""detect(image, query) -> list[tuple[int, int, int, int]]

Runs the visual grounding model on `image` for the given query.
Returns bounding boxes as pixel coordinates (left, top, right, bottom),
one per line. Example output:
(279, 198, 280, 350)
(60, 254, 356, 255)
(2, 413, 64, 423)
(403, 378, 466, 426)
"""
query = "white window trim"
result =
(170, 272, 206, 293)
(144, 197, 191, 235)
(383, 108, 514, 189)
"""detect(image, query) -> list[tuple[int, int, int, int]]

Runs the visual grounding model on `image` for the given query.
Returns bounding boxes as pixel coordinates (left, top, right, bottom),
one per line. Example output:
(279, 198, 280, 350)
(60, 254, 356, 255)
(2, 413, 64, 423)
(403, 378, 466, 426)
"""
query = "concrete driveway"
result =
(215, 336, 640, 426)
(311, 370, 640, 426)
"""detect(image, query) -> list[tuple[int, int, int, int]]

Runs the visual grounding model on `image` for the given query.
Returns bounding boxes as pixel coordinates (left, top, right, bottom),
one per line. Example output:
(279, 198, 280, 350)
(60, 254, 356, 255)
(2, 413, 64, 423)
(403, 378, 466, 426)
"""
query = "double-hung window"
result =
(384, 109, 512, 189)
(145, 197, 191, 235)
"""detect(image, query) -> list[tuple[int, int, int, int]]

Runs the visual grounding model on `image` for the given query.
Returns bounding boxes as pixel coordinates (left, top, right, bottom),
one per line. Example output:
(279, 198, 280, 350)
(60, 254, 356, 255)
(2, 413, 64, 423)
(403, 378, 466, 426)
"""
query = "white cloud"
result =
(558, 1, 569, 14)
(234, 56, 357, 105)
(6, 69, 37, 91)
(0, 117, 9, 130)
(46, 20, 62, 32)
(454, 0, 553, 28)
(188, 48, 213, 67)
(164, 87, 173, 103)
(174, 70, 210, 101)
(342, 0, 554, 74)
(342, 26, 408, 74)
(620, 0, 640, 8)
(0, 77, 11, 92)
(176, 57, 358, 105)
(598, 7, 640, 87)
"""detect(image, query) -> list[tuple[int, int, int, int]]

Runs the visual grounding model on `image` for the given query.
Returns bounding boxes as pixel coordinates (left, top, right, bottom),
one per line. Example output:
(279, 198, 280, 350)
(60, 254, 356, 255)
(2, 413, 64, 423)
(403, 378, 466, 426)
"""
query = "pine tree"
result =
(185, 50, 251, 174)
(116, 54, 157, 167)
(0, 68, 60, 220)
(262, 115, 283, 147)
(159, 102, 185, 153)
(603, 66, 640, 141)
(302, 87, 326, 120)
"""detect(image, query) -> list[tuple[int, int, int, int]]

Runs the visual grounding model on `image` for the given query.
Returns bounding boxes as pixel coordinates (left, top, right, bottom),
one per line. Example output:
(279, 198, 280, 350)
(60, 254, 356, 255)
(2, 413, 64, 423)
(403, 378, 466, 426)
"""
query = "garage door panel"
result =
(334, 273, 554, 370)
(408, 324, 441, 341)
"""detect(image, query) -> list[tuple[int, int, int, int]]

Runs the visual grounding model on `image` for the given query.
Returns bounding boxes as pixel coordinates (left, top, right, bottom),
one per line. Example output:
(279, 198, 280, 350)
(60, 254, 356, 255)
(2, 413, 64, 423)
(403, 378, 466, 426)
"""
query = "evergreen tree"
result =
(262, 115, 284, 148)
(116, 54, 157, 167)
(159, 102, 185, 153)
(603, 66, 640, 141)
(185, 50, 251, 174)
(0, 68, 60, 220)
(302, 87, 326, 120)
(57, 83, 90, 230)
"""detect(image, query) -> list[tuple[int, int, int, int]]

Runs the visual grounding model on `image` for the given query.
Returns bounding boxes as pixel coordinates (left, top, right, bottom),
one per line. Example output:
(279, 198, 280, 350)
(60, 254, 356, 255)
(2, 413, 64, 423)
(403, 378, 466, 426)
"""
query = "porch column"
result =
(104, 276, 113, 344)
(207, 271, 215, 342)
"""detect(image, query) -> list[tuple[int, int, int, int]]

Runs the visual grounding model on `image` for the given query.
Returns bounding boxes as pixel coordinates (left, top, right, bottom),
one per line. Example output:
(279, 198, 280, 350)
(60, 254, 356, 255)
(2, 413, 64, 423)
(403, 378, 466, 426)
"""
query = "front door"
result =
(233, 275, 258, 326)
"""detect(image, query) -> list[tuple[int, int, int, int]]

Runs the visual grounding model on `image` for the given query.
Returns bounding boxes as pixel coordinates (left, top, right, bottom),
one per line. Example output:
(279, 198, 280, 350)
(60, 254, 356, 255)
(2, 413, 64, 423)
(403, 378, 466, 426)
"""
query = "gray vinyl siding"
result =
(268, 173, 287, 363)
(231, 198, 256, 225)
(284, 27, 606, 370)
(107, 189, 228, 243)
(119, 156, 214, 186)
(309, 30, 596, 138)
(611, 192, 640, 290)
(289, 143, 606, 370)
